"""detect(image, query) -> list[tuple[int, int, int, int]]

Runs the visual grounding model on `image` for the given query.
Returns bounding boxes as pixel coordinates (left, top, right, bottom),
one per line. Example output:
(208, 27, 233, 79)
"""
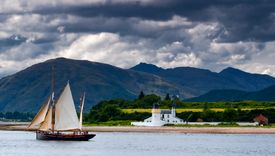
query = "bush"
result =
(201, 109, 218, 122)
(222, 108, 239, 122)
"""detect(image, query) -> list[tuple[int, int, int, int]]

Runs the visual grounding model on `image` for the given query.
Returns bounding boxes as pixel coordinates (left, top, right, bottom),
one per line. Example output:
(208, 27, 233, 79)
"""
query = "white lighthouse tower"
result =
(151, 102, 165, 126)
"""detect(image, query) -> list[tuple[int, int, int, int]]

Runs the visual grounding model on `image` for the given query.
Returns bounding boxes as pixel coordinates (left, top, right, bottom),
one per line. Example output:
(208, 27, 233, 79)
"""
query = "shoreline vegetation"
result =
(85, 93, 275, 125)
(2, 93, 275, 132)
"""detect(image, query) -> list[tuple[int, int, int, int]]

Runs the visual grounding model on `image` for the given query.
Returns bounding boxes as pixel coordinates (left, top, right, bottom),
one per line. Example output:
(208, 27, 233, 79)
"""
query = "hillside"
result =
(130, 62, 164, 74)
(130, 63, 275, 94)
(219, 67, 275, 91)
(0, 58, 198, 112)
(184, 85, 275, 102)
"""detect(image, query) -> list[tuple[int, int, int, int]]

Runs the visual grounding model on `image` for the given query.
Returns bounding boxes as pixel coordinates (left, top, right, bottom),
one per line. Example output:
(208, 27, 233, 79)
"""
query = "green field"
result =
(122, 108, 265, 113)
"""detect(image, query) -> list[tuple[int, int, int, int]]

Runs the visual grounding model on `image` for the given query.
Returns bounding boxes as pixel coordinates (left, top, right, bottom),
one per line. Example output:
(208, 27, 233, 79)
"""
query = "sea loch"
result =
(1, 131, 275, 156)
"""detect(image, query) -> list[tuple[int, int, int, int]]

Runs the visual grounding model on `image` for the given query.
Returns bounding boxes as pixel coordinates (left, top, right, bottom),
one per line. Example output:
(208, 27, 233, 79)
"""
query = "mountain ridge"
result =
(0, 58, 197, 112)
(184, 85, 275, 102)
(1, 59, 275, 112)
(130, 63, 275, 93)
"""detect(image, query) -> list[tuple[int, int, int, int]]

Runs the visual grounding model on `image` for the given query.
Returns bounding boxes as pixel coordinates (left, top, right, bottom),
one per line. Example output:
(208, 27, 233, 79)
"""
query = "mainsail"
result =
(54, 83, 80, 131)
(28, 97, 51, 129)
(38, 106, 52, 131)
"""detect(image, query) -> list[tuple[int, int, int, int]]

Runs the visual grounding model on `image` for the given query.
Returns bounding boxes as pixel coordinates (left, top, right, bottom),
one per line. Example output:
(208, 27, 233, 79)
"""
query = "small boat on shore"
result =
(27, 68, 95, 141)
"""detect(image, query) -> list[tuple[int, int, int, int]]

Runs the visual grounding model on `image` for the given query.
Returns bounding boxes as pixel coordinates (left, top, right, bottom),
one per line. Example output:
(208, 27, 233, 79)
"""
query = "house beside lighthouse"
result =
(131, 96, 184, 126)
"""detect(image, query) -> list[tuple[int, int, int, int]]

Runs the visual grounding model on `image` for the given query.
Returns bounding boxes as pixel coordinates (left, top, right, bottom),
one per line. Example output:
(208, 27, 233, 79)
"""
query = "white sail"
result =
(54, 83, 80, 131)
(39, 106, 52, 131)
(28, 97, 51, 128)
(79, 93, 85, 130)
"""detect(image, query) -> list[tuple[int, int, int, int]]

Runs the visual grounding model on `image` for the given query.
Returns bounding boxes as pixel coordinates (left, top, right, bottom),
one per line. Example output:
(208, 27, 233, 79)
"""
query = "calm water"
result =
(0, 131, 275, 156)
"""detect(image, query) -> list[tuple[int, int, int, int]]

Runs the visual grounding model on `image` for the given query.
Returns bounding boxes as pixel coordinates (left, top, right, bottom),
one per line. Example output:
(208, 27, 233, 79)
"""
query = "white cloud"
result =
(52, 33, 202, 69)
(0, 0, 275, 79)
(262, 68, 271, 75)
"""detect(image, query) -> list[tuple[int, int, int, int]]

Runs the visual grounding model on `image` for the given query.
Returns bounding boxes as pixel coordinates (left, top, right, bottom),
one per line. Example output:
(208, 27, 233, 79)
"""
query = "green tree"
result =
(101, 105, 122, 118)
(160, 100, 172, 109)
(222, 108, 239, 122)
(164, 93, 171, 101)
(186, 114, 193, 124)
(0, 112, 4, 118)
(201, 109, 217, 122)
(137, 94, 161, 108)
(203, 101, 208, 111)
(13, 111, 20, 119)
(98, 113, 109, 122)
(138, 91, 145, 99)
(5, 112, 13, 119)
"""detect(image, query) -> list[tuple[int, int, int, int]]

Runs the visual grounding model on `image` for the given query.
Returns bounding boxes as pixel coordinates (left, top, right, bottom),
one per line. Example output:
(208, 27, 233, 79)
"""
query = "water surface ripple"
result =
(0, 131, 274, 156)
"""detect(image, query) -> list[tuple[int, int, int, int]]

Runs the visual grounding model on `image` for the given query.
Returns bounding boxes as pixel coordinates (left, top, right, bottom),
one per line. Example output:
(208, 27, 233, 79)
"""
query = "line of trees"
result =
(84, 105, 151, 123)
(177, 108, 275, 123)
(84, 92, 275, 124)
(0, 111, 36, 120)
(92, 92, 275, 110)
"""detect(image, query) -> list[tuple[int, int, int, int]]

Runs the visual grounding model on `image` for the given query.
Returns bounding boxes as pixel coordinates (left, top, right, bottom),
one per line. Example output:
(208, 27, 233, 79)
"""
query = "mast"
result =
(51, 66, 55, 133)
(79, 92, 83, 133)
(79, 92, 85, 132)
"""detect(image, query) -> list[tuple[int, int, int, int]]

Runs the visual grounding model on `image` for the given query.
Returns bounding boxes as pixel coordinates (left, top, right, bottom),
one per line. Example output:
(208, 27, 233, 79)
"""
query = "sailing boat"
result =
(27, 69, 95, 141)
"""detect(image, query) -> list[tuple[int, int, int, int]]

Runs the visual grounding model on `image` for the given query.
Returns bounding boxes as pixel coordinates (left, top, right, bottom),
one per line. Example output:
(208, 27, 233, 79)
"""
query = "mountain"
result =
(130, 63, 275, 94)
(184, 85, 275, 102)
(219, 67, 275, 91)
(183, 90, 249, 102)
(130, 62, 164, 74)
(0, 58, 198, 112)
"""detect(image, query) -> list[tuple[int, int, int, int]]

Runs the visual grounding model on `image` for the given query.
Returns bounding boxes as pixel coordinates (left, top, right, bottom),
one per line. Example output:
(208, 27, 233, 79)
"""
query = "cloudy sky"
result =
(1, 0, 275, 78)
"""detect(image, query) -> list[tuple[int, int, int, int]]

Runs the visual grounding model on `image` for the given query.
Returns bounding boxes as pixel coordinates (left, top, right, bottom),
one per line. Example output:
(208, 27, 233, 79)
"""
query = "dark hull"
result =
(36, 131, 96, 141)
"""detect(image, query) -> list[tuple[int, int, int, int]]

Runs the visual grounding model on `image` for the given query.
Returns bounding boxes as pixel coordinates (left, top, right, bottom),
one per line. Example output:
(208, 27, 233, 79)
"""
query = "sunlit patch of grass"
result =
(176, 109, 203, 112)
(122, 108, 269, 113)
(122, 109, 152, 113)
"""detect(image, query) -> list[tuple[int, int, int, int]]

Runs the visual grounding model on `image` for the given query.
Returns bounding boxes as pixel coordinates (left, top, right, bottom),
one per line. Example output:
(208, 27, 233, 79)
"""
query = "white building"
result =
(131, 102, 259, 127)
(131, 102, 184, 126)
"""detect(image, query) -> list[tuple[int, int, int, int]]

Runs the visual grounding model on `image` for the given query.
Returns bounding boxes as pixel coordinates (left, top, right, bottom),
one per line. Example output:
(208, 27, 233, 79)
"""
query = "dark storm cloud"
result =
(33, 0, 239, 21)
(32, 37, 59, 44)
(29, 0, 275, 43)
(0, 15, 9, 23)
(0, 35, 27, 50)
(256, 43, 266, 51)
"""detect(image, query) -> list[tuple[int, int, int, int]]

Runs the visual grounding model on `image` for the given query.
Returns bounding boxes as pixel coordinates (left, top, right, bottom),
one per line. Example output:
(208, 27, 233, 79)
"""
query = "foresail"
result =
(54, 83, 80, 131)
(79, 93, 85, 130)
(28, 97, 51, 129)
(39, 106, 52, 131)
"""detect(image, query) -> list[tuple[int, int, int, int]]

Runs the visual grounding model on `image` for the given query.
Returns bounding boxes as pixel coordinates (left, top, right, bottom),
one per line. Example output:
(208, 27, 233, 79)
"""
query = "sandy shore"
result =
(84, 126, 275, 134)
(1, 122, 275, 134)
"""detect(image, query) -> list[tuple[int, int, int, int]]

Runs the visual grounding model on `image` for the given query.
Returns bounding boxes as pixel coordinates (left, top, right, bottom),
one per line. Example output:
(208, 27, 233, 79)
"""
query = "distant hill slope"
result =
(184, 85, 275, 102)
(130, 63, 275, 94)
(219, 67, 275, 91)
(130, 62, 164, 74)
(0, 58, 198, 112)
